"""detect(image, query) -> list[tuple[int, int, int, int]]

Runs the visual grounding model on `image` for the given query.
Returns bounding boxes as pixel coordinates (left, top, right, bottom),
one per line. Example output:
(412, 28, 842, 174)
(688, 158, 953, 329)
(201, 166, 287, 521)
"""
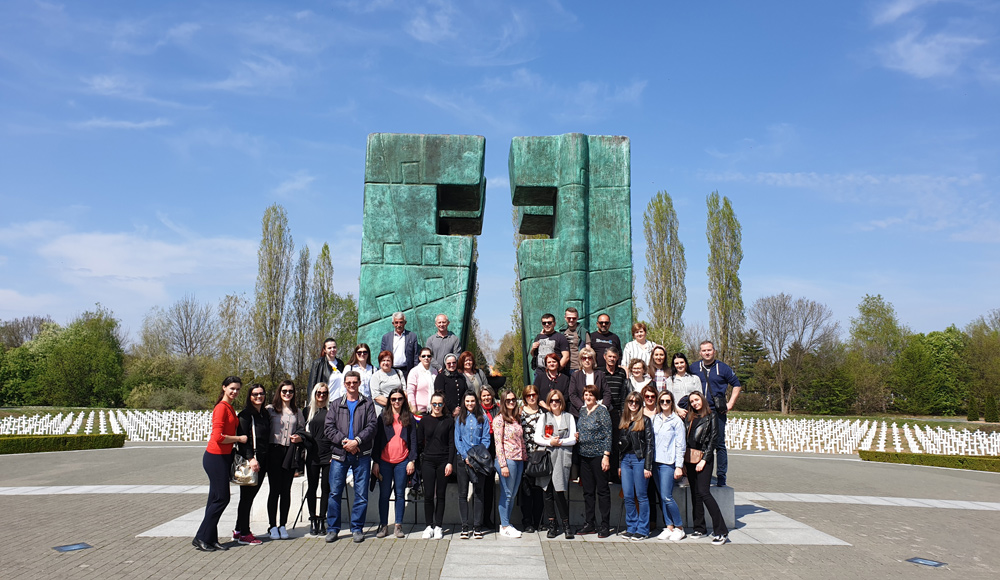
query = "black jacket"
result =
(617, 415, 654, 471)
(236, 406, 271, 460)
(300, 406, 333, 465)
(371, 415, 418, 464)
(307, 357, 345, 398)
(568, 371, 611, 417)
(434, 371, 469, 415)
(686, 413, 717, 458)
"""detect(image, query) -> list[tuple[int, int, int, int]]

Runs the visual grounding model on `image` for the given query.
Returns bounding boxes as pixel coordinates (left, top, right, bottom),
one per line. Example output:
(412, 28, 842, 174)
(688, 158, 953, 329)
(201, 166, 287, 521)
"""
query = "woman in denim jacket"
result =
(454, 391, 491, 539)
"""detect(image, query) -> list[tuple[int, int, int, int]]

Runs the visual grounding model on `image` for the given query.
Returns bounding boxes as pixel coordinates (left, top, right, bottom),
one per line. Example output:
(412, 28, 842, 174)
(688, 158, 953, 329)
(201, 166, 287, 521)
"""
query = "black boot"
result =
(312, 517, 321, 535)
(563, 520, 574, 539)
(320, 518, 327, 534)
(546, 519, 558, 539)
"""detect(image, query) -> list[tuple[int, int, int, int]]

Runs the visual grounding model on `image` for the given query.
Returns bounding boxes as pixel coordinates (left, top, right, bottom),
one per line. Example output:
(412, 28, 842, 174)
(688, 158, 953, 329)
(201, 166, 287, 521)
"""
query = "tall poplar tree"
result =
(643, 190, 686, 334)
(289, 246, 311, 383)
(311, 243, 335, 355)
(706, 191, 744, 365)
(252, 204, 293, 388)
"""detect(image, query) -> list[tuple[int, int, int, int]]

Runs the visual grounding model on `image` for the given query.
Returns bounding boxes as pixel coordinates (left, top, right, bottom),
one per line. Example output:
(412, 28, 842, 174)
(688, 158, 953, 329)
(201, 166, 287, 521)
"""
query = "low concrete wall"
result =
(251, 472, 734, 532)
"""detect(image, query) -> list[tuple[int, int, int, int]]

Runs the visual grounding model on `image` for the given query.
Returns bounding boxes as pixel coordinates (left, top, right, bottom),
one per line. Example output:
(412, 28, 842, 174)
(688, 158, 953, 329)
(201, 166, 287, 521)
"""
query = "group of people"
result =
(193, 309, 741, 551)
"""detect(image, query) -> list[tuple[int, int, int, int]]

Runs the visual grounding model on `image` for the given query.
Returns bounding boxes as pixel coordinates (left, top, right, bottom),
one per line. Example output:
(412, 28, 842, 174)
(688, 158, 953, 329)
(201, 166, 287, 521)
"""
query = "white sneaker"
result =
(669, 528, 686, 541)
(278, 525, 289, 540)
(421, 525, 434, 539)
(656, 529, 671, 540)
(501, 526, 522, 538)
(269, 527, 280, 540)
(433, 527, 443, 540)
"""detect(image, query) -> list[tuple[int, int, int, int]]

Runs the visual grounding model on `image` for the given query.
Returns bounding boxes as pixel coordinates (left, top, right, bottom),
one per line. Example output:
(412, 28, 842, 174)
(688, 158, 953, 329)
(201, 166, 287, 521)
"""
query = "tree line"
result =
(0, 204, 358, 409)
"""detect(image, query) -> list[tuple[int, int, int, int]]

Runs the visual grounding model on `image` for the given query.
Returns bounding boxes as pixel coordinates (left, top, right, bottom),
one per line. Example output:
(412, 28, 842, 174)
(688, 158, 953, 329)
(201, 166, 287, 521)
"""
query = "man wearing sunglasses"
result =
(590, 314, 621, 366)
(530, 313, 570, 387)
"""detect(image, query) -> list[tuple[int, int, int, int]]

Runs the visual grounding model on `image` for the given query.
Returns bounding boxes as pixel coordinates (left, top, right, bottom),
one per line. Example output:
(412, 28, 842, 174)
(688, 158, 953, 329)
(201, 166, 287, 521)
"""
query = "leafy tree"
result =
(36, 306, 126, 407)
(494, 329, 524, 394)
(310, 243, 336, 359)
(892, 327, 966, 416)
(0, 315, 53, 349)
(963, 312, 1000, 406)
(734, 329, 768, 389)
(289, 246, 312, 381)
(798, 343, 855, 415)
(643, 190, 685, 334)
(329, 293, 359, 355)
(217, 292, 253, 377)
(252, 204, 294, 389)
(967, 396, 980, 422)
(847, 294, 908, 413)
(706, 191, 744, 365)
(984, 393, 999, 423)
(0, 345, 38, 406)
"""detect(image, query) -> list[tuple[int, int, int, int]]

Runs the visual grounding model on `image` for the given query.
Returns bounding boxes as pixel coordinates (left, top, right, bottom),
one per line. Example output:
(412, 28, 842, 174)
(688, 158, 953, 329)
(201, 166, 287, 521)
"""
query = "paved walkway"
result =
(0, 445, 997, 579)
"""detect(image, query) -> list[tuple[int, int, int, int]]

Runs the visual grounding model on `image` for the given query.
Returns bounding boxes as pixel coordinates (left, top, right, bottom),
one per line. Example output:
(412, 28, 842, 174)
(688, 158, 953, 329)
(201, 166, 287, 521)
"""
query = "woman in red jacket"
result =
(194, 376, 247, 552)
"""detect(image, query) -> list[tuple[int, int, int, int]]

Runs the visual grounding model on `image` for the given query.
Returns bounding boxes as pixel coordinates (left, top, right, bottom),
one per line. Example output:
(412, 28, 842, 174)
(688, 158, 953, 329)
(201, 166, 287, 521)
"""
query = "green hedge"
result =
(859, 450, 1000, 473)
(0, 433, 127, 455)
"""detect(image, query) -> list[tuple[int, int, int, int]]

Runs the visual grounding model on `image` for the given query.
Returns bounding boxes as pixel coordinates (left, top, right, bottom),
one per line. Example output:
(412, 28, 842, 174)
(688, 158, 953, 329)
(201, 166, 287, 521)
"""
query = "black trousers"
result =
(266, 445, 294, 528)
(422, 455, 449, 527)
(687, 455, 728, 536)
(647, 473, 660, 529)
(456, 463, 485, 530)
(519, 476, 545, 528)
(579, 454, 610, 528)
(306, 462, 330, 519)
(542, 481, 569, 523)
(235, 455, 266, 535)
(195, 451, 232, 543)
(482, 436, 496, 528)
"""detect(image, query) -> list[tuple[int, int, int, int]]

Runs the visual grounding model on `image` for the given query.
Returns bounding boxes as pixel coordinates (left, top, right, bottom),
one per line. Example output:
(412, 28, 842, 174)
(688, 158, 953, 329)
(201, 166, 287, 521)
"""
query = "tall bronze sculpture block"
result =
(356, 133, 485, 352)
(511, 133, 633, 382)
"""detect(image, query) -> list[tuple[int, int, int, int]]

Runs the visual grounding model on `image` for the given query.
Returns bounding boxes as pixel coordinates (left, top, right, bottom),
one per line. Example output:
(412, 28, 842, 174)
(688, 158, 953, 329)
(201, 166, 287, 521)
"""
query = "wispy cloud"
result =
(273, 171, 317, 197)
(0, 220, 66, 244)
(0, 288, 59, 318)
(406, 0, 457, 43)
(72, 117, 171, 130)
(168, 127, 265, 158)
(203, 54, 295, 92)
(81, 74, 187, 107)
(869, 0, 994, 81)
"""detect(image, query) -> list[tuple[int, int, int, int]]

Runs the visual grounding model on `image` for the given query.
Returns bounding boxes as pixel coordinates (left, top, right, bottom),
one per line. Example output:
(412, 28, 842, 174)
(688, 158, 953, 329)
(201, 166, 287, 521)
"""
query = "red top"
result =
(206, 401, 238, 455)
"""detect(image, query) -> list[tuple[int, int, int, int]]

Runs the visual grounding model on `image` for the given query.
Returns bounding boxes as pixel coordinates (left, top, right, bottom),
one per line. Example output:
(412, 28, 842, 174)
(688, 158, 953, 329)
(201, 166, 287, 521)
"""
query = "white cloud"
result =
(203, 54, 295, 92)
(168, 127, 265, 158)
(0, 220, 66, 244)
(0, 289, 59, 318)
(878, 28, 986, 78)
(72, 117, 171, 130)
(406, 0, 457, 43)
(273, 171, 317, 197)
(872, 0, 948, 25)
(81, 74, 186, 107)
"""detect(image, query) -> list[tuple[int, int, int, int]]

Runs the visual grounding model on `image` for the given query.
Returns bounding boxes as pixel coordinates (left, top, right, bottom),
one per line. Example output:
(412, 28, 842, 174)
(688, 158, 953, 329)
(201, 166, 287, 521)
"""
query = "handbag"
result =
(525, 449, 553, 478)
(230, 418, 259, 486)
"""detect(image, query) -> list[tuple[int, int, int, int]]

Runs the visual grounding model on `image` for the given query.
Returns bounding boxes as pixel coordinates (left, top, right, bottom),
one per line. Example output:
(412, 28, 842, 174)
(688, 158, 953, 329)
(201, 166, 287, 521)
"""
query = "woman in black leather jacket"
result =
(617, 391, 653, 540)
(685, 391, 728, 544)
(232, 384, 271, 545)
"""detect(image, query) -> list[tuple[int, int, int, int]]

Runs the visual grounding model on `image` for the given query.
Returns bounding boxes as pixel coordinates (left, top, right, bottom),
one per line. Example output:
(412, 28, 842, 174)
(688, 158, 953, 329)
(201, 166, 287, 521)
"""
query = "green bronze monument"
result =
(510, 133, 633, 382)
(356, 133, 486, 354)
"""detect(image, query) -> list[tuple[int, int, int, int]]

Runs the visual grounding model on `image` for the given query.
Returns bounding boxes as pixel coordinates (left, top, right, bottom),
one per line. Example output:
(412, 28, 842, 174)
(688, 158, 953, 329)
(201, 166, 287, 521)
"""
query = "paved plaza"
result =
(0, 444, 998, 579)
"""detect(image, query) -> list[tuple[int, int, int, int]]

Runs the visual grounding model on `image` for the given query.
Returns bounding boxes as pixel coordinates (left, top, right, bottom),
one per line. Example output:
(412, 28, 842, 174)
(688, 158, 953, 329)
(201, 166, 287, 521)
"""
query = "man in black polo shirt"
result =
(529, 313, 569, 387)
(590, 313, 621, 365)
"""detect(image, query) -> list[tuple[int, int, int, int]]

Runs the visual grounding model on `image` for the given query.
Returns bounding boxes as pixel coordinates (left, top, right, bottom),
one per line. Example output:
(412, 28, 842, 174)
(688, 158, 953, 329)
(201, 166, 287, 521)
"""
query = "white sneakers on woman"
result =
(500, 526, 522, 538)
(657, 528, 687, 541)
(421, 525, 434, 539)
(433, 527, 443, 540)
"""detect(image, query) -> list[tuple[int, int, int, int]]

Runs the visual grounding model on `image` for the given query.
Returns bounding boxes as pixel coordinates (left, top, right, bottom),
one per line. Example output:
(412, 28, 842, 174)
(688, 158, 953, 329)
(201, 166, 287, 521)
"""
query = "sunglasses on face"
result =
(281, 389, 295, 395)
(660, 399, 672, 405)
(627, 400, 640, 406)
(390, 397, 404, 403)
(542, 320, 555, 325)
(580, 356, 593, 360)
(251, 392, 265, 398)
(316, 391, 328, 396)
(525, 393, 538, 398)
(550, 399, 563, 404)
(505, 398, 517, 404)
(420, 354, 431, 359)
(431, 402, 444, 407)
(356, 350, 368, 355)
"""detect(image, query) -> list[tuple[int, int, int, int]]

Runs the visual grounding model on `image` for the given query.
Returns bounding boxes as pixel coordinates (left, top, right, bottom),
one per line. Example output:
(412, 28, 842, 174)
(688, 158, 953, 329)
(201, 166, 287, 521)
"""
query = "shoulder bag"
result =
(230, 416, 259, 486)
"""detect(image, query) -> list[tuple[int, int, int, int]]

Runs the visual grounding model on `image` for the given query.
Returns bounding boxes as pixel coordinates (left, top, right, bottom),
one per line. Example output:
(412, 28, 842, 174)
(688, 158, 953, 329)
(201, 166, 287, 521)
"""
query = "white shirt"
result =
(392, 332, 406, 367)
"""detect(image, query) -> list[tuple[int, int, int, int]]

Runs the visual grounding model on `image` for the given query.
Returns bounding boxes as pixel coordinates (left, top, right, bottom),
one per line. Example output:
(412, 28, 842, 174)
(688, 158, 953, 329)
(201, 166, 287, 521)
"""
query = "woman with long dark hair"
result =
(685, 391, 729, 545)
(301, 382, 332, 536)
(345, 343, 375, 399)
(231, 383, 270, 545)
(668, 352, 702, 420)
(418, 392, 454, 539)
(493, 388, 526, 538)
(652, 390, 686, 541)
(648, 346, 670, 393)
(618, 391, 653, 541)
(455, 391, 491, 539)
(265, 379, 303, 540)
(372, 387, 417, 538)
(479, 384, 499, 530)
(193, 376, 247, 552)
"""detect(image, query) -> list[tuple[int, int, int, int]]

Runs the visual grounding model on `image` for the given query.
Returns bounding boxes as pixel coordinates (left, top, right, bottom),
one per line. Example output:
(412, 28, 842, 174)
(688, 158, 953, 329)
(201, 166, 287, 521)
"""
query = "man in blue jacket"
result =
(324, 371, 377, 543)
(691, 341, 741, 487)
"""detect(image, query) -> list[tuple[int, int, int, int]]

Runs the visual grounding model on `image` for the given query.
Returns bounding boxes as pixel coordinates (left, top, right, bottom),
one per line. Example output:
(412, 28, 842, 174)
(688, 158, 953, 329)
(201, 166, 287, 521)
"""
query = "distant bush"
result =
(967, 397, 980, 422)
(858, 450, 1000, 473)
(0, 433, 126, 455)
(985, 393, 999, 423)
(733, 392, 767, 412)
(146, 388, 211, 410)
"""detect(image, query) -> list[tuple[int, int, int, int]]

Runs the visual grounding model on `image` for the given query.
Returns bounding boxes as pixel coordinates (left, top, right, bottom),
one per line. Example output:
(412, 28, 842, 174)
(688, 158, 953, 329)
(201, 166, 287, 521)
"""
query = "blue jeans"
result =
(653, 463, 683, 528)
(715, 413, 727, 479)
(620, 453, 649, 536)
(378, 459, 409, 526)
(495, 459, 523, 528)
(327, 453, 371, 533)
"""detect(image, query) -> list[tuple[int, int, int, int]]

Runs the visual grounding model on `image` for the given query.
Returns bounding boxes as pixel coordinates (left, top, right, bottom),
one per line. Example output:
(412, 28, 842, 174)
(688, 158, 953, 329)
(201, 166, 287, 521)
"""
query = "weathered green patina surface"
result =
(511, 133, 632, 382)
(356, 133, 485, 352)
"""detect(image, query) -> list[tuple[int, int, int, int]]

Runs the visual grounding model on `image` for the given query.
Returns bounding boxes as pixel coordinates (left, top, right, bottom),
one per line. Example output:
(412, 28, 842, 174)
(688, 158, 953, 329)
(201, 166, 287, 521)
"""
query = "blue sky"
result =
(1, 0, 998, 349)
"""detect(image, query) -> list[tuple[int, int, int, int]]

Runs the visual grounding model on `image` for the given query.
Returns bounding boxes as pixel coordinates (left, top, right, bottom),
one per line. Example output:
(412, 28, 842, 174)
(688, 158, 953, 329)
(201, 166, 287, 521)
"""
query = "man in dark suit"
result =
(307, 338, 345, 399)
(379, 311, 420, 376)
